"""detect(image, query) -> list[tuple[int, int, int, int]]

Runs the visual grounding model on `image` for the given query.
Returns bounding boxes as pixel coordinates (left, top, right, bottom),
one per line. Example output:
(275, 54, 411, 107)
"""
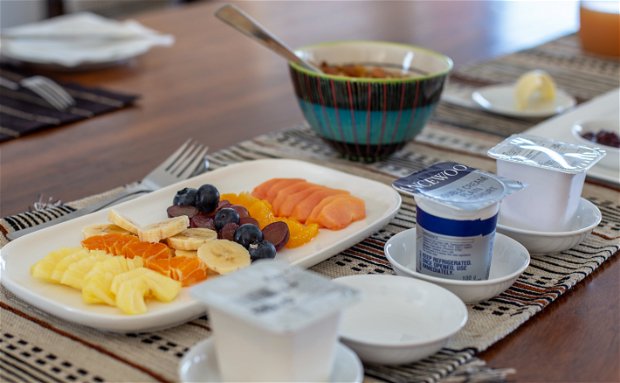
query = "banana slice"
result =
(82, 223, 131, 239)
(108, 209, 140, 234)
(174, 249, 198, 257)
(514, 70, 556, 110)
(197, 240, 250, 275)
(138, 216, 189, 243)
(167, 228, 217, 250)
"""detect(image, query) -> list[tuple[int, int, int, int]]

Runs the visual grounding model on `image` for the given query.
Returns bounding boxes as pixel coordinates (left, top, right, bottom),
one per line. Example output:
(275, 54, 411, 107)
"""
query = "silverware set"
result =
(7, 139, 209, 240)
(0, 75, 76, 111)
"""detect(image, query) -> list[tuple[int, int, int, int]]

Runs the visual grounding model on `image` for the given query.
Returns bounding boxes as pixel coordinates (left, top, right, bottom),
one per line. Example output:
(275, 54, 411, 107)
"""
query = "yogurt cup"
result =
(190, 260, 359, 382)
(393, 162, 523, 281)
(488, 134, 605, 232)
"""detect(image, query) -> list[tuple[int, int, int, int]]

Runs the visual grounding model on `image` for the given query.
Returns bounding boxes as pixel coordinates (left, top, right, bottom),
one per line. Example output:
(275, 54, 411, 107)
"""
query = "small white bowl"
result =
(384, 230, 530, 304)
(497, 197, 602, 254)
(334, 274, 467, 365)
(572, 118, 620, 170)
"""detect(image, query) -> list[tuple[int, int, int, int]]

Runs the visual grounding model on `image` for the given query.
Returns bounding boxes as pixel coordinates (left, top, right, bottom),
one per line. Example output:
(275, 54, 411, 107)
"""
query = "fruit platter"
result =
(1, 159, 401, 332)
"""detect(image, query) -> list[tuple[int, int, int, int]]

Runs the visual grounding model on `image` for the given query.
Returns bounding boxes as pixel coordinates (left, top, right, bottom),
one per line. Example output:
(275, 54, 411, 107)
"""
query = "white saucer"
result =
(178, 337, 364, 383)
(472, 84, 576, 118)
(497, 198, 602, 254)
(384, 230, 530, 303)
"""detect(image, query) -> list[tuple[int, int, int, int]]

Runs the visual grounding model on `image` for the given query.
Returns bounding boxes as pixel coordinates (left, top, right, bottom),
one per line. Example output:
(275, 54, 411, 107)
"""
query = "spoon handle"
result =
(215, 4, 321, 73)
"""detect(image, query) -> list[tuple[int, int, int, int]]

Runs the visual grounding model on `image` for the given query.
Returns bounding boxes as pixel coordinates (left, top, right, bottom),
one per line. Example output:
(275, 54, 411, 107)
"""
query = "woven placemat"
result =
(1, 34, 619, 383)
(0, 65, 138, 142)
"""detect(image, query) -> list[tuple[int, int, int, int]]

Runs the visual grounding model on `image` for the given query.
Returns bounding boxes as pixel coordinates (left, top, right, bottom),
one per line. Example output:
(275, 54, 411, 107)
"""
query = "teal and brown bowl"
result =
(289, 41, 453, 162)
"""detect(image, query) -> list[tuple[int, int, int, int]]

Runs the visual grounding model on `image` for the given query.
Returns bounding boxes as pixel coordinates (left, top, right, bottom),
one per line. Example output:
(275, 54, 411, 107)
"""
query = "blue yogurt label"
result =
(416, 206, 497, 280)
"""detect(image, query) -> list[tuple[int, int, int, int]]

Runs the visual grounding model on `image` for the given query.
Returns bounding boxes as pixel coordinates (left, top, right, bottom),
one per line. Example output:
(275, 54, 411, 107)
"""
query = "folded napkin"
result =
(0, 65, 138, 141)
(1, 12, 174, 68)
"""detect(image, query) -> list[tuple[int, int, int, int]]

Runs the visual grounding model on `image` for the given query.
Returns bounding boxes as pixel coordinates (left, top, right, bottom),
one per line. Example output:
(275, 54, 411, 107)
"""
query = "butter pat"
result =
(190, 261, 359, 382)
(514, 70, 557, 110)
(488, 134, 605, 232)
(393, 162, 523, 281)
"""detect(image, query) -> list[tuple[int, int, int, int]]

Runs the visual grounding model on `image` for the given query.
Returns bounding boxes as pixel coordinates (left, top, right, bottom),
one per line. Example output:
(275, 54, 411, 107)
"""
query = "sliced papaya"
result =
(291, 187, 349, 223)
(277, 185, 325, 218)
(264, 179, 307, 204)
(272, 181, 313, 216)
(306, 195, 366, 230)
(252, 178, 304, 201)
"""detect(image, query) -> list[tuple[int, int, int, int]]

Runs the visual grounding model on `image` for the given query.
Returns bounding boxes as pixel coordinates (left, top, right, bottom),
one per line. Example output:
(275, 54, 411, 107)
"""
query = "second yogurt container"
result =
(488, 134, 605, 232)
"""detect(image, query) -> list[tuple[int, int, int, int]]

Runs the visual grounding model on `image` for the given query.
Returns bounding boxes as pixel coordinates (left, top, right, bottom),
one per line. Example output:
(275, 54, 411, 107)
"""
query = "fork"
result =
(0, 75, 76, 111)
(7, 139, 209, 240)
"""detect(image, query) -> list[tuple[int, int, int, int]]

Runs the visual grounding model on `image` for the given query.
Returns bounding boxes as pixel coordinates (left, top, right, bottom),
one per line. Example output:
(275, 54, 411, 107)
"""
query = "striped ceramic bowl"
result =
(290, 41, 453, 162)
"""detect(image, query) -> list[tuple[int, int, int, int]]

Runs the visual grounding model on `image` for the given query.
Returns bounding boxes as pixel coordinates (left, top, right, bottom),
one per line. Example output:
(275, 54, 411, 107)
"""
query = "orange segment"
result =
(169, 256, 209, 286)
(279, 218, 319, 248)
(221, 192, 319, 247)
(220, 192, 258, 207)
(247, 199, 276, 229)
(123, 241, 172, 260)
(81, 233, 139, 256)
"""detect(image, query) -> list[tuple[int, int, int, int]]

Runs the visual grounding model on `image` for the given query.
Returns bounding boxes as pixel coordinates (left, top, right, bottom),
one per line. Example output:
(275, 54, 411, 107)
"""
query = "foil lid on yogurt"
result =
(487, 134, 606, 174)
(392, 162, 524, 210)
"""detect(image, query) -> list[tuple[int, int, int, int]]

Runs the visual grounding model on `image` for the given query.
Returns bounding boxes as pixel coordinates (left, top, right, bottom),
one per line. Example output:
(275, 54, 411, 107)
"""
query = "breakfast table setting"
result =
(1, 1, 619, 382)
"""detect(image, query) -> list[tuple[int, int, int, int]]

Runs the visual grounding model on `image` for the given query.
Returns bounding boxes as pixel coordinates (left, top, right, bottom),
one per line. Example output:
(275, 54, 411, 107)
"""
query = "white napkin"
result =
(1, 12, 174, 67)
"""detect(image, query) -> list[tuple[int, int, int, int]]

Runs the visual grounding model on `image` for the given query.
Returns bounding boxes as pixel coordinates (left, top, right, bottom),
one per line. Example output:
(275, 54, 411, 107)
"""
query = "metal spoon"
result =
(215, 4, 322, 73)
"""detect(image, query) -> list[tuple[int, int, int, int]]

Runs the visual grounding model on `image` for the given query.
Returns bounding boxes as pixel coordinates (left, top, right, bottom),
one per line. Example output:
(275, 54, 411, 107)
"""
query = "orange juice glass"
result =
(579, 0, 620, 57)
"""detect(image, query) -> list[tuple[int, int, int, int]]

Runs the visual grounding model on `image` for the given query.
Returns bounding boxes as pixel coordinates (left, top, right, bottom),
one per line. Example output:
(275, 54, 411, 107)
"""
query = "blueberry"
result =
(195, 184, 220, 213)
(249, 240, 277, 261)
(213, 208, 240, 230)
(173, 188, 198, 206)
(233, 224, 263, 249)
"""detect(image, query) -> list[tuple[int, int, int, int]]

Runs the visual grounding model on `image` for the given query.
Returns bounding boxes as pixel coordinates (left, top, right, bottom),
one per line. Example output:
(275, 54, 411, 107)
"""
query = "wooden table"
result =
(1, 1, 618, 381)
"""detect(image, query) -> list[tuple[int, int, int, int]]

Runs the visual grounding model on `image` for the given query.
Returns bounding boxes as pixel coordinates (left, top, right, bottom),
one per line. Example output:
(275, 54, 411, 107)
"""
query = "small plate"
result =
(385, 230, 530, 304)
(0, 13, 173, 70)
(472, 84, 576, 118)
(497, 198, 602, 254)
(334, 274, 467, 364)
(178, 337, 363, 383)
(572, 118, 620, 169)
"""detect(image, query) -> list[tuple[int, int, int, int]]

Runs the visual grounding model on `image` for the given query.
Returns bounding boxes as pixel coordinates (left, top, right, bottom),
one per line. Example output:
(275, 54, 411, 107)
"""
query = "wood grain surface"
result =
(1, 1, 618, 381)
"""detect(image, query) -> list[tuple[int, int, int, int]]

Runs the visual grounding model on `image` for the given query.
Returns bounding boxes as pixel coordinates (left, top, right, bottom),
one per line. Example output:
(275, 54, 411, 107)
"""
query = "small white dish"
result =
(0, 13, 173, 69)
(497, 197, 602, 254)
(178, 337, 363, 383)
(385, 230, 530, 304)
(572, 118, 620, 169)
(472, 84, 576, 118)
(334, 274, 467, 365)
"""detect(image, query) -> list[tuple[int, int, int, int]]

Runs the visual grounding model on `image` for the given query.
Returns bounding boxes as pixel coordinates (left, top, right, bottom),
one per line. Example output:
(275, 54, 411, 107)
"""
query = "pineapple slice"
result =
(50, 249, 89, 282)
(81, 256, 144, 306)
(109, 269, 149, 314)
(60, 252, 110, 290)
(82, 271, 116, 306)
(143, 269, 181, 302)
(31, 247, 82, 282)
(111, 268, 181, 314)
(114, 275, 150, 315)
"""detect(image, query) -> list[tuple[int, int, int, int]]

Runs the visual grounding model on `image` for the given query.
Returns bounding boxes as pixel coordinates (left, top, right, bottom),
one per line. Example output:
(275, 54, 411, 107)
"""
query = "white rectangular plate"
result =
(525, 88, 619, 185)
(1, 159, 401, 332)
